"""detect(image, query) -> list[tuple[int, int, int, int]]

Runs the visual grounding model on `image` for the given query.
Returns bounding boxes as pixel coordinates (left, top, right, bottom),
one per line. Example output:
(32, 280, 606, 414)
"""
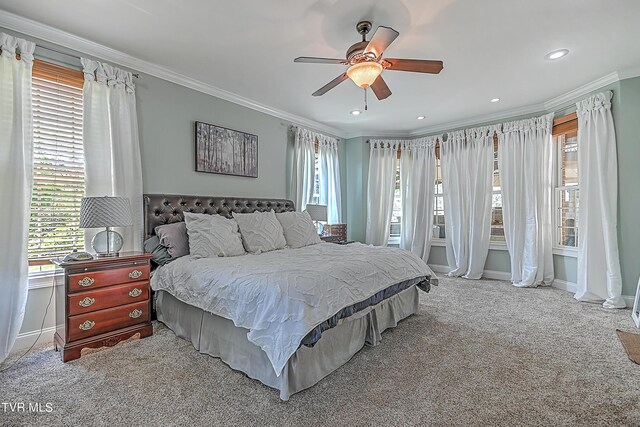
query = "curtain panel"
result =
(317, 134, 342, 224)
(0, 33, 35, 362)
(81, 58, 143, 252)
(441, 127, 494, 279)
(366, 139, 400, 246)
(290, 127, 342, 222)
(399, 136, 438, 261)
(574, 91, 625, 308)
(498, 113, 554, 287)
(290, 127, 316, 213)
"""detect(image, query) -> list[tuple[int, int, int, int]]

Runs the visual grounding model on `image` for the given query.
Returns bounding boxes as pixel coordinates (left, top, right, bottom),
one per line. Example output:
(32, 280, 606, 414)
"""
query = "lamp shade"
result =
(79, 196, 133, 228)
(347, 62, 383, 88)
(305, 204, 328, 222)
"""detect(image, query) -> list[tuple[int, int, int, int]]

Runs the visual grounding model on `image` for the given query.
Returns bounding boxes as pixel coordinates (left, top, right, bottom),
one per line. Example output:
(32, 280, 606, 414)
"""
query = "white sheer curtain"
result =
(0, 33, 35, 362)
(574, 91, 625, 308)
(366, 139, 400, 246)
(399, 136, 438, 261)
(289, 127, 316, 213)
(498, 113, 554, 287)
(317, 134, 342, 223)
(82, 59, 143, 252)
(441, 127, 493, 279)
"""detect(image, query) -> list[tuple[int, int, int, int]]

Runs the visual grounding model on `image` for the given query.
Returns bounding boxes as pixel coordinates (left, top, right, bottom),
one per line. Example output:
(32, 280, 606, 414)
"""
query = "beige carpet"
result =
(1, 277, 639, 427)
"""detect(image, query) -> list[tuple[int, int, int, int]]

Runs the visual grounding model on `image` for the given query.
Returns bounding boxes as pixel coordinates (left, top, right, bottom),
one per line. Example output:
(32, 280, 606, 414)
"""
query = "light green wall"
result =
(345, 136, 369, 242)
(137, 77, 288, 197)
(343, 79, 640, 296)
(615, 77, 640, 297)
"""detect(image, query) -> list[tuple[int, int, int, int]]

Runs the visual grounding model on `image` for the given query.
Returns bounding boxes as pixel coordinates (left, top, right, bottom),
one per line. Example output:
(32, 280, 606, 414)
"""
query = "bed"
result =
(145, 194, 437, 400)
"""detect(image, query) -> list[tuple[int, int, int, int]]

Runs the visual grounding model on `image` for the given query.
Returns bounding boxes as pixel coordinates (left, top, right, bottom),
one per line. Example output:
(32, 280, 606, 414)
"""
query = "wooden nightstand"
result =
(52, 252, 153, 362)
(321, 223, 347, 243)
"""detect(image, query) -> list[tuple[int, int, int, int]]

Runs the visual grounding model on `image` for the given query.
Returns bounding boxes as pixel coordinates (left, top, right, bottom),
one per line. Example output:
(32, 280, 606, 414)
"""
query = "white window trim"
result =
(431, 238, 508, 251)
(28, 270, 63, 290)
(553, 246, 578, 257)
(553, 133, 579, 254)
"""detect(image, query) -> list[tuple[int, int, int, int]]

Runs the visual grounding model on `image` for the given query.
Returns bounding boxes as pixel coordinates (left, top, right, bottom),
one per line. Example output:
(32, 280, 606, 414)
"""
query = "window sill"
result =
(432, 239, 509, 251)
(553, 247, 578, 257)
(28, 271, 63, 290)
(489, 241, 508, 251)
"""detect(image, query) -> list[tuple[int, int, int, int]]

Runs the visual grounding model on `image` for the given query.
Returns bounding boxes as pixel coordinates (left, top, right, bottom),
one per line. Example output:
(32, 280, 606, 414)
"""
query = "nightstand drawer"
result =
(68, 282, 149, 315)
(68, 300, 150, 341)
(68, 264, 150, 292)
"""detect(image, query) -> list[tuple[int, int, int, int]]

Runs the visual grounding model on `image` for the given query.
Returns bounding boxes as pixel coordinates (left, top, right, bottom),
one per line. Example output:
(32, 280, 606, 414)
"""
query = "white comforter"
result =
(151, 242, 435, 376)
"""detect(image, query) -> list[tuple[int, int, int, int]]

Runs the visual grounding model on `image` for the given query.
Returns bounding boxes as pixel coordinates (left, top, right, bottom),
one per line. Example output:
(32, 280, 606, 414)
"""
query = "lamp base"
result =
(96, 252, 120, 258)
(92, 228, 124, 257)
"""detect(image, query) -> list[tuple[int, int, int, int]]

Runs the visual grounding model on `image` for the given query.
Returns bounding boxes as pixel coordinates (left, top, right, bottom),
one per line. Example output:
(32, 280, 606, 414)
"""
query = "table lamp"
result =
(305, 204, 328, 235)
(80, 196, 132, 257)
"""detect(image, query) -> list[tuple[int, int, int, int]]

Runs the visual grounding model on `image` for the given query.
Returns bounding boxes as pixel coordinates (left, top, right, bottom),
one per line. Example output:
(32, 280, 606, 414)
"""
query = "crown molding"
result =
(0, 10, 347, 139)
(543, 71, 620, 111)
(352, 69, 634, 140)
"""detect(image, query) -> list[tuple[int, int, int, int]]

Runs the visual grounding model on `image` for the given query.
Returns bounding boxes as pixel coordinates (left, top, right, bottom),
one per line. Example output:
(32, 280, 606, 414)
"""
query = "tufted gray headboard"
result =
(143, 194, 295, 239)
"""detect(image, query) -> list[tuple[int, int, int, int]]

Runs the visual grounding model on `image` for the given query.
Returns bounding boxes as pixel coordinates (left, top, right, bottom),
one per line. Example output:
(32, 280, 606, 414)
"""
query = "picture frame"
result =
(195, 121, 258, 178)
(633, 276, 640, 328)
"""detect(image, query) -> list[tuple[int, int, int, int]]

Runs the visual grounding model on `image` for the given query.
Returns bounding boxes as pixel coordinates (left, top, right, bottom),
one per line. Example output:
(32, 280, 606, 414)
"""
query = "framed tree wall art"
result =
(195, 121, 258, 178)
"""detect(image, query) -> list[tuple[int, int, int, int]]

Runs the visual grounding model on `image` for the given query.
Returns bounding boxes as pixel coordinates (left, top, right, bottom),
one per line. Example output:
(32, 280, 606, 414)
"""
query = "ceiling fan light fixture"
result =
(346, 62, 383, 88)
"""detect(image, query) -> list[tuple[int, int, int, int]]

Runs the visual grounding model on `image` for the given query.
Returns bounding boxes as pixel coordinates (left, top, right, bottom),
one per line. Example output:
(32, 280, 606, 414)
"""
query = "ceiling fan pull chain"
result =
(364, 88, 368, 111)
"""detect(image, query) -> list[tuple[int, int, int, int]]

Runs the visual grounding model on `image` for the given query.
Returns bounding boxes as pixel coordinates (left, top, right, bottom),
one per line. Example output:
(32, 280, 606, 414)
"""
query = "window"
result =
(311, 142, 320, 205)
(491, 138, 505, 242)
(553, 114, 579, 248)
(28, 60, 85, 273)
(389, 157, 402, 243)
(433, 151, 445, 239)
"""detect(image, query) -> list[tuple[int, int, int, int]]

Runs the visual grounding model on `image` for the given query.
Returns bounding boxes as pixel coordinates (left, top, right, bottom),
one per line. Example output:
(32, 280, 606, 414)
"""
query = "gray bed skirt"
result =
(156, 285, 420, 400)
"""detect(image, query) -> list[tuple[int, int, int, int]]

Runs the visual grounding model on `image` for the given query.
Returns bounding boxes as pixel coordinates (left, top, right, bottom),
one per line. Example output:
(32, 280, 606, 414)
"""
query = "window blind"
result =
(28, 60, 85, 261)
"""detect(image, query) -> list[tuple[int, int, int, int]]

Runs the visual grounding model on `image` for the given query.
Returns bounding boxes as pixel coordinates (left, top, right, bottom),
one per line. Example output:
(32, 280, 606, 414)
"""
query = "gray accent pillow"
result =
(276, 211, 321, 249)
(233, 210, 287, 254)
(154, 222, 189, 258)
(184, 212, 246, 258)
(143, 235, 172, 267)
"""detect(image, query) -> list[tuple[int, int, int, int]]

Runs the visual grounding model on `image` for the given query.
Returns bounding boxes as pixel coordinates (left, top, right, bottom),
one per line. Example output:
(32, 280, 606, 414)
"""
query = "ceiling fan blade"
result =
(312, 73, 349, 96)
(384, 59, 444, 74)
(294, 57, 348, 65)
(371, 75, 392, 100)
(364, 26, 399, 59)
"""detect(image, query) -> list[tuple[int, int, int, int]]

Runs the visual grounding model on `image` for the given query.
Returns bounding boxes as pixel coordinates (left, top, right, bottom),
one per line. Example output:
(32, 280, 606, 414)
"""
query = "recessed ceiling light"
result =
(545, 49, 569, 60)
(350, 110, 361, 116)
(417, 116, 426, 120)
(490, 98, 500, 103)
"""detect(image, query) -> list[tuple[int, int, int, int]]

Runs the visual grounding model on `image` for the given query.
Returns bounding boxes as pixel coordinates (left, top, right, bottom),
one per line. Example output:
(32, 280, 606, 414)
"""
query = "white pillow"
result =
(276, 211, 322, 249)
(184, 212, 246, 258)
(233, 210, 287, 254)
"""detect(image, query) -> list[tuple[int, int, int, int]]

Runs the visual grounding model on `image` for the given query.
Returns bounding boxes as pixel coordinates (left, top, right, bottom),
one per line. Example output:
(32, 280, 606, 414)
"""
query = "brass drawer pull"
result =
(78, 277, 95, 287)
(129, 309, 143, 319)
(129, 288, 143, 298)
(79, 297, 95, 308)
(129, 270, 143, 279)
(79, 320, 95, 331)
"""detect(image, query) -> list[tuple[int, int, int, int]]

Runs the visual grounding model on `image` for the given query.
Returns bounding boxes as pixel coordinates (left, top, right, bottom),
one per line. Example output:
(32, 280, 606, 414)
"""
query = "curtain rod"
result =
(36, 45, 140, 78)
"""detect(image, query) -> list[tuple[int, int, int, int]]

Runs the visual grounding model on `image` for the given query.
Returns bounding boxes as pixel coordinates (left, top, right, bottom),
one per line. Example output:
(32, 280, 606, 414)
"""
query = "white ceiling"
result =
(1, 0, 640, 137)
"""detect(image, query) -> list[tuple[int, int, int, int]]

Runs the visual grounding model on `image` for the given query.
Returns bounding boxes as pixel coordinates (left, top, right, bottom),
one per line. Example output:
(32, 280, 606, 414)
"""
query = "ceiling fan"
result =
(294, 21, 443, 105)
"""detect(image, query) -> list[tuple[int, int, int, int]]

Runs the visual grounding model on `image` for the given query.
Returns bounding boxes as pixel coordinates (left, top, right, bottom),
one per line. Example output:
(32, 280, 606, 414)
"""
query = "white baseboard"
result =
(12, 326, 56, 353)
(428, 264, 511, 281)
(551, 279, 577, 293)
(430, 264, 636, 308)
